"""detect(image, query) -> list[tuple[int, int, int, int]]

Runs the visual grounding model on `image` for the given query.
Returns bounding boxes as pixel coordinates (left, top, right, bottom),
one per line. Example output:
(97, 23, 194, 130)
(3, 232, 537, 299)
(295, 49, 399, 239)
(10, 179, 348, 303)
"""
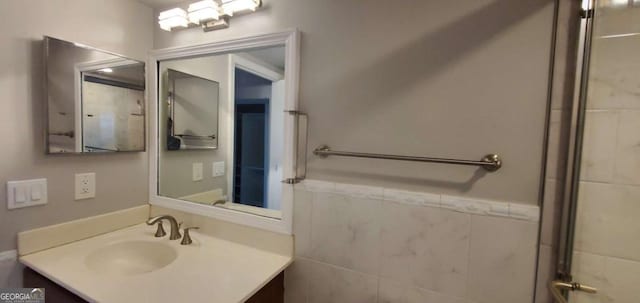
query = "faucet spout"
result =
(146, 215, 181, 240)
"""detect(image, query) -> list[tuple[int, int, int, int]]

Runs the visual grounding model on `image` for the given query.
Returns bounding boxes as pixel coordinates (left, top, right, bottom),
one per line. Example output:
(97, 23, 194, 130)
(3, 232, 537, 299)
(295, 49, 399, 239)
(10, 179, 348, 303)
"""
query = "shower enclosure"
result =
(551, 0, 640, 302)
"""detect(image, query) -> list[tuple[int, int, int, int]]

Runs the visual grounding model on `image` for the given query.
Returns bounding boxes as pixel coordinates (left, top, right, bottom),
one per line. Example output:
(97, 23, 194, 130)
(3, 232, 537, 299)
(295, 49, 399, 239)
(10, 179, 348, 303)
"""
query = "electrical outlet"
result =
(212, 161, 225, 177)
(75, 173, 96, 200)
(192, 163, 203, 181)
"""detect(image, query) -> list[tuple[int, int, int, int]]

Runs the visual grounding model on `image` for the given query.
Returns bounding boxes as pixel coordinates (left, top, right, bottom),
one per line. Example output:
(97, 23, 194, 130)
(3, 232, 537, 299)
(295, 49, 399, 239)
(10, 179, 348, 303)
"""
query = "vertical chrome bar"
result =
(556, 0, 596, 282)
(283, 110, 308, 184)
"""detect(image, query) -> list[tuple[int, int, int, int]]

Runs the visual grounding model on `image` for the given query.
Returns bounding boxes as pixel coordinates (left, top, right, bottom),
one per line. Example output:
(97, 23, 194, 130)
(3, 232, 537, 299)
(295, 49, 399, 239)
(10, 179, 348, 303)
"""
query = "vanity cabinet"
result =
(23, 268, 86, 303)
(23, 267, 284, 303)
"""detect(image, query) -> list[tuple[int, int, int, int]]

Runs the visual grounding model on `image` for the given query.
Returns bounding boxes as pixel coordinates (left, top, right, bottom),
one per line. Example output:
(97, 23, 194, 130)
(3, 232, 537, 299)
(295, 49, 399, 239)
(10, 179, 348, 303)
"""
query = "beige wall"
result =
(154, 0, 557, 206)
(0, 0, 153, 252)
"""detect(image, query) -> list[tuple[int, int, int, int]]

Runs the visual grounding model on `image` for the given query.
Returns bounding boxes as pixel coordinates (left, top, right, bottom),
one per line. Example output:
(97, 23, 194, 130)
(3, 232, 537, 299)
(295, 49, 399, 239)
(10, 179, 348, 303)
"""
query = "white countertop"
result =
(20, 224, 292, 303)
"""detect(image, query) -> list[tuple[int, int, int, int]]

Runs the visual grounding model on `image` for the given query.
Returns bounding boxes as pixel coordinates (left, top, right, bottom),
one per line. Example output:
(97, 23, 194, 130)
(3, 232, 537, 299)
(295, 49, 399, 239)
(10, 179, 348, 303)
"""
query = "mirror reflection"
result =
(45, 36, 146, 153)
(158, 46, 286, 219)
(167, 69, 219, 150)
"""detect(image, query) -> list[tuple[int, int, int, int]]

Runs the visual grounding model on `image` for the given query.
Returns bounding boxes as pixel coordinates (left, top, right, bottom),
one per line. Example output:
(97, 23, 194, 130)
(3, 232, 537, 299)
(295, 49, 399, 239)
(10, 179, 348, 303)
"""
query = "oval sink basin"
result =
(85, 241, 177, 276)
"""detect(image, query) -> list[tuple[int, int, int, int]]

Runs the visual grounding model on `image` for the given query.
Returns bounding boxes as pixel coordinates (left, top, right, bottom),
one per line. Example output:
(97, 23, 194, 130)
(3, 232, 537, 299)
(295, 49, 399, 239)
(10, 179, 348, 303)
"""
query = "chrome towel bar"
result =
(313, 145, 502, 172)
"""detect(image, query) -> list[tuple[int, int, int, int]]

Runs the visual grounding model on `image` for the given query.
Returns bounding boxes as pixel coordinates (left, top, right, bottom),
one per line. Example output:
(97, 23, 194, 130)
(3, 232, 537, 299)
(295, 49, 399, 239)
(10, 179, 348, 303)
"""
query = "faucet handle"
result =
(180, 227, 200, 245)
(153, 222, 166, 237)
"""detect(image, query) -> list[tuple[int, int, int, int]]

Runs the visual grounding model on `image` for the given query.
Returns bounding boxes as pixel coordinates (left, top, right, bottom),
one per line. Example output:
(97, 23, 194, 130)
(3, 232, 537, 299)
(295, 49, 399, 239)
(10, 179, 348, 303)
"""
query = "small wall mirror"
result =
(150, 30, 299, 233)
(45, 36, 146, 153)
(166, 69, 219, 150)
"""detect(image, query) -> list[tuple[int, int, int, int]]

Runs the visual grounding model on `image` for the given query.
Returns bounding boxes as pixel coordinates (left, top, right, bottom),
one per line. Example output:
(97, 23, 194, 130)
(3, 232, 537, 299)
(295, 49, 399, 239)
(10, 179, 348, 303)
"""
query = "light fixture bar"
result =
(202, 16, 230, 32)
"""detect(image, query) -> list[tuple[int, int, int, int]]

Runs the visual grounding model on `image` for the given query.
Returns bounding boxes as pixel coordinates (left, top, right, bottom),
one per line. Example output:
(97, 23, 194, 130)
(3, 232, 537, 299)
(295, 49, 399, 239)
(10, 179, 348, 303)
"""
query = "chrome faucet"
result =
(180, 227, 199, 245)
(146, 215, 181, 240)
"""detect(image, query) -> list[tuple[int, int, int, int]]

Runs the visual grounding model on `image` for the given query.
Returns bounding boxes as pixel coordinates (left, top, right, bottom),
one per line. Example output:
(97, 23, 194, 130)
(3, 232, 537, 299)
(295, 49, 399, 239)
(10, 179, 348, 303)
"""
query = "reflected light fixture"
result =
(97, 68, 113, 73)
(158, 8, 189, 31)
(221, 0, 261, 16)
(188, 0, 220, 24)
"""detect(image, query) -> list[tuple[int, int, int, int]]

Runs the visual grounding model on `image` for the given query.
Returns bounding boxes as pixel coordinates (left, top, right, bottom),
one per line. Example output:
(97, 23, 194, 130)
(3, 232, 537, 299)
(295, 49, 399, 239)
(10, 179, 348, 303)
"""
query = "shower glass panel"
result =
(564, 1, 640, 302)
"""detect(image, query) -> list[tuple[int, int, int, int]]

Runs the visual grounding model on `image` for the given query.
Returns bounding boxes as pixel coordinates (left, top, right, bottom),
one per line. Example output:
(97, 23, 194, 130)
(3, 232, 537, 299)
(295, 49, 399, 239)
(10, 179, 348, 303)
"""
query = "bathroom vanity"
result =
(18, 206, 293, 303)
(26, 29, 300, 302)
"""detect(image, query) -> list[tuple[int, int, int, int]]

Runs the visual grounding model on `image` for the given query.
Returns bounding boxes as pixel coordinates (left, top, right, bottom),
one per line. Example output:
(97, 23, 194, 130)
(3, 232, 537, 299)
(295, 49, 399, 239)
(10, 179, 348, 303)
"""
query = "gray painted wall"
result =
(155, 0, 557, 206)
(0, 0, 154, 252)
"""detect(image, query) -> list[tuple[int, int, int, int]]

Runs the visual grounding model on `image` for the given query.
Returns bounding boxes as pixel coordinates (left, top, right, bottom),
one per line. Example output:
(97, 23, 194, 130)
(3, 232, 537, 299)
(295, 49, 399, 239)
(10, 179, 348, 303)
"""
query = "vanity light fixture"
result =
(158, 0, 261, 32)
(220, 0, 261, 16)
(188, 0, 220, 24)
(158, 8, 189, 31)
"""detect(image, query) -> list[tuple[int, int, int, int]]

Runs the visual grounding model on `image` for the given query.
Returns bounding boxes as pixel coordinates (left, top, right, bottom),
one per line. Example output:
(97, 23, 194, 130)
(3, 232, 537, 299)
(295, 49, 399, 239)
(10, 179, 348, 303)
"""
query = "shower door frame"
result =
(553, 0, 596, 283)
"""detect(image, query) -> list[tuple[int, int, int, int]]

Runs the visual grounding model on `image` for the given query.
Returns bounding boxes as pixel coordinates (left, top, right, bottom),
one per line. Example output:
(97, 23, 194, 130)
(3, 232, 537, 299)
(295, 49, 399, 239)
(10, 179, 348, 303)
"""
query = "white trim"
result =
(298, 179, 540, 222)
(148, 29, 299, 235)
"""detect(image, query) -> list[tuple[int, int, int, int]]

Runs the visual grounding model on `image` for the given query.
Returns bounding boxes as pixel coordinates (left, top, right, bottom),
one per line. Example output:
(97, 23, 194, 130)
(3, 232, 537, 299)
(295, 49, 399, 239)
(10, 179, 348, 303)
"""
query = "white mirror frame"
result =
(148, 29, 299, 234)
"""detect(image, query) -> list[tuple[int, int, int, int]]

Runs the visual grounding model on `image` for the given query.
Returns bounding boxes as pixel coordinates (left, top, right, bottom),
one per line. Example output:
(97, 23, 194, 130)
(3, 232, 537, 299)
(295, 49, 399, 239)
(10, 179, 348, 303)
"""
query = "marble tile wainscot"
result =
(286, 180, 540, 303)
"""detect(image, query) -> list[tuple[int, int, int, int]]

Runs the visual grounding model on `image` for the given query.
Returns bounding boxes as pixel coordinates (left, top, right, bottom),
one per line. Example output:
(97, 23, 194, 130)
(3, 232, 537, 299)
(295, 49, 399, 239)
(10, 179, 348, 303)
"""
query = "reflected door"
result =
(233, 102, 268, 207)
(555, 1, 640, 302)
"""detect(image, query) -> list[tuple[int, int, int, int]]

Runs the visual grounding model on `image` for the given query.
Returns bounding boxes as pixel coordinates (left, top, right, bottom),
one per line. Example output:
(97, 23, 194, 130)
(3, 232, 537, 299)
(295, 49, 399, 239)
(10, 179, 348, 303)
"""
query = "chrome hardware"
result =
(146, 215, 182, 240)
(282, 110, 309, 184)
(550, 280, 597, 303)
(313, 145, 502, 172)
(580, 8, 594, 19)
(180, 227, 200, 245)
(48, 131, 74, 138)
(282, 178, 304, 184)
(152, 222, 167, 238)
(212, 199, 226, 206)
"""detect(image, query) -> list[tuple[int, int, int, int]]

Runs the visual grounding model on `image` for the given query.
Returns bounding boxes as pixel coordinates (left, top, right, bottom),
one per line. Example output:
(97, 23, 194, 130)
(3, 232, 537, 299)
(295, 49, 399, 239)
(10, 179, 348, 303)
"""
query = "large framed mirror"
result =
(44, 36, 146, 154)
(149, 30, 299, 234)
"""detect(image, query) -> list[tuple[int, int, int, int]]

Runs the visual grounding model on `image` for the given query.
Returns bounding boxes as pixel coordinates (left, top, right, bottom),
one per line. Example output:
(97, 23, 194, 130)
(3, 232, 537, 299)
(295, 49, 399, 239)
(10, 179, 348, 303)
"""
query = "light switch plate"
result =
(193, 163, 203, 181)
(7, 178, 47, 209)
(75, 173, 96, 200)
(212, 161, 225, 177)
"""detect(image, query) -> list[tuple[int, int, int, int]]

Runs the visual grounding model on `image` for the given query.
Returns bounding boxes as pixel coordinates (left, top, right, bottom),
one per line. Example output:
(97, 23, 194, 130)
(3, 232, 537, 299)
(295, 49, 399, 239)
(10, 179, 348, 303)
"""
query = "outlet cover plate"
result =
(75, 173, 96, 200)
(212, 161, 225, 177)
